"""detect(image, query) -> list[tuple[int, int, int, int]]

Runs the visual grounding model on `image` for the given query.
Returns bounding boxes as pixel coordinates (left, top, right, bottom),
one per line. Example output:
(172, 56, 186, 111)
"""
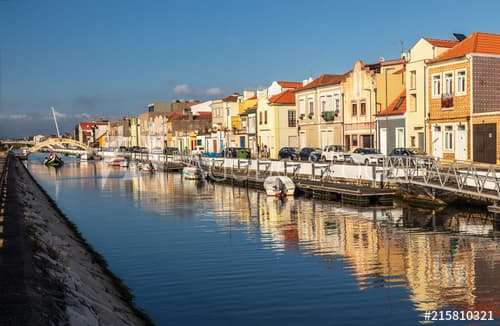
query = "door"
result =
(418, 132, 425, 152)
(239, 136, 245, 148)
(473, 123, 497, 163)
(380, 128, 387, 155)
(299, 131, 307, 148)
(455, 125, 467, 160)
(212, 139, 218, 153)
(432, 125, 442, 158)
(321, 129, 333, 148)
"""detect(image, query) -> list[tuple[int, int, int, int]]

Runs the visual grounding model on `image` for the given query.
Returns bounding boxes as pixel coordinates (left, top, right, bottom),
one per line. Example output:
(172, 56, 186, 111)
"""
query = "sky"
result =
(1, 0, 499, 138)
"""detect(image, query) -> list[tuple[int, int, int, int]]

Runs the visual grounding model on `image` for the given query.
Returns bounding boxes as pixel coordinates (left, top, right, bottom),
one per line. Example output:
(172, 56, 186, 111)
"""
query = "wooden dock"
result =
(206, 167, 395, 206)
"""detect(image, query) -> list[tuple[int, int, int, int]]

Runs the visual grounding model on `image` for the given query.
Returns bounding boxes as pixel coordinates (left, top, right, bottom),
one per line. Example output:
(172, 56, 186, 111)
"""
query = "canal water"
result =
(26, 154, 500, 325)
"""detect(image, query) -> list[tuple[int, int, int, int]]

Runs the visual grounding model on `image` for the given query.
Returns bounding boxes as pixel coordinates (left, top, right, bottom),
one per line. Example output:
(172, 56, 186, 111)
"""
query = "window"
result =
(334, 96, 340, 113)
(352, 103, 357, 116)
(308, 98, 314, 116)
(259, 111, 262, 125)
(411, 136, 416, 147)
(264, 111, 268, 124)
(445, 125, 453, 150)
(456, 69, 466, 95)
(320, 96, 326, 113)
(410, 70, 416, 90)
(360, 102, 366, 116)
(444, 72, 453, 96)
(288, 110, 296, 127)
(396, 128, 404, 147)
(410, 94, 417, 112)
(299, 98, 306, 116)
(432, 74, 441, 98)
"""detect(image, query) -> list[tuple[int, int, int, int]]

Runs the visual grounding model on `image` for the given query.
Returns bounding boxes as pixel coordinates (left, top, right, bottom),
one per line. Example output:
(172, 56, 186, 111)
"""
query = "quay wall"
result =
(0, 152, 153, 325)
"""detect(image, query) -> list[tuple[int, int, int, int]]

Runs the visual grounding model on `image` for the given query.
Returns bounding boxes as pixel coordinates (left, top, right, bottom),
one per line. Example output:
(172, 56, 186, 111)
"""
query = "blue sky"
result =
(1, 0, 499, 138)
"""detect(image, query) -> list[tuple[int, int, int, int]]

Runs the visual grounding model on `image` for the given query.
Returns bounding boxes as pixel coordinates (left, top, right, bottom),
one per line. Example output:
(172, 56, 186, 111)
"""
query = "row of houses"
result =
(76, 32, 500, 164)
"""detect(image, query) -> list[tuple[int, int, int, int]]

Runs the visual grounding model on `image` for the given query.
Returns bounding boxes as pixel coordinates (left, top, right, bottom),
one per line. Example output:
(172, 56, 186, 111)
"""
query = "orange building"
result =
(427, 32, 500, 163)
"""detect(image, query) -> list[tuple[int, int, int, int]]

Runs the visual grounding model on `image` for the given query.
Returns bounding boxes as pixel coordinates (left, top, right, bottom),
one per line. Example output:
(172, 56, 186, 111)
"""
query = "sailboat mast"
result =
(51, 106, 61, 138)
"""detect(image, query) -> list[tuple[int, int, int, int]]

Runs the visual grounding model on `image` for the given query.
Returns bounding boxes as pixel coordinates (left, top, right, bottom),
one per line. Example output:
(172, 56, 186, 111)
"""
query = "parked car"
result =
(164, 147, 180, 155)
(191, 146, 205, 156)
(349, 148, 385, 165)
(278, 147, 299, 160)
(320, 145, 350, 162)
(299, 147, 322, 161)
(388, 147, 431, 167)
(151, 147, 163, 154)
(223, 147, 251, 158)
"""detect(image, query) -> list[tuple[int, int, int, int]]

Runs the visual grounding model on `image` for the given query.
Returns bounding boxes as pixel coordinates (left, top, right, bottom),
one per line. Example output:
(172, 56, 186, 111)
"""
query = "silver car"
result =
(349, 148, 385, 165)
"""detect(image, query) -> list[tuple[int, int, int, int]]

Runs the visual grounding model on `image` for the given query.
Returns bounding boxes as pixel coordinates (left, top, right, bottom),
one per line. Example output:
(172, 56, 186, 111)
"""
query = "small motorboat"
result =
(44, 153, 64, 167)
(107, 156, 128, 167)
(263, 176, 295, 197)
(182, 166, 206, 180)
(142, 161, 156, 172)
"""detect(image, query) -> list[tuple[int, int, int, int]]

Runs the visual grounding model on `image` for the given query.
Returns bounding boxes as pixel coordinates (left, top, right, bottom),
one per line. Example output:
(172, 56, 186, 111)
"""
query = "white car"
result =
(349, 148, 385, 165)
(321, 145, 350, 162)
(191, 146, 205, 156)
(151, 147, 163, 154)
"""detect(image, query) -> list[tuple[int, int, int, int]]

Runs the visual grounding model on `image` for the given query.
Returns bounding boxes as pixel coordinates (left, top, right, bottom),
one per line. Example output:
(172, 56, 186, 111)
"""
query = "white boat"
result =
(107, 156, 128, 167)
(142, 161, 156, 172)
(182, 166, 205, 180)
(263, 176, 295, 197)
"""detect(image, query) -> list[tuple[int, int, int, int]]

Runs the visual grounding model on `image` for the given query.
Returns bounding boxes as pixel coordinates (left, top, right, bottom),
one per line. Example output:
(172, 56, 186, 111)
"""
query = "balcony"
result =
(322, 111, 335, 121)
(441, 94, 454, 108)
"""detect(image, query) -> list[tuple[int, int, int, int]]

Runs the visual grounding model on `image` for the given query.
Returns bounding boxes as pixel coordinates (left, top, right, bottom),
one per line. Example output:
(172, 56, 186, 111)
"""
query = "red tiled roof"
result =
(424, 38, 458, 48)
(167, 112, 182, 120)
(268, 89, 296, 105)
(295, 74, 347, 92)
(376, 90, 406, 116)
(247, 96, 257, 100)
(79, 121, 108, 130)
(195, 112, 212, 119)
(277, 81, 302, 89)
(430, 32, 500, 63)
(222, 95, 239, 102)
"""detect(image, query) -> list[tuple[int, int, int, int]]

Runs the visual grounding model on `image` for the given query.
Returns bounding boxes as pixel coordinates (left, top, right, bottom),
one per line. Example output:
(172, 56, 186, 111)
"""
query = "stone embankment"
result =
(0, 152, 153, 326)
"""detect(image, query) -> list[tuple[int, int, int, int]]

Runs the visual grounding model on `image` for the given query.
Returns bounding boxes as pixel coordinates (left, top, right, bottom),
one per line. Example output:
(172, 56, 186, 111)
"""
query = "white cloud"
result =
(9, 114, 31, 120)
(206, 87, 223, 96)
(173, 84, 192, 95)
(75, 112, 92, 119)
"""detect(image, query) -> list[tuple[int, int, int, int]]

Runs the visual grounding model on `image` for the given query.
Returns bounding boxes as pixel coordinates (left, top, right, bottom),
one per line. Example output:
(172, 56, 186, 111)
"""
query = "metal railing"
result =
(383, 156, 500, 202)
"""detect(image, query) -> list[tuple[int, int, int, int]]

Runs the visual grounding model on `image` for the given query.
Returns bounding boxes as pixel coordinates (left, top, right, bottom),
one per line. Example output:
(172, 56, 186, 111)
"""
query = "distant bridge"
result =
(5, 138, 90, 156)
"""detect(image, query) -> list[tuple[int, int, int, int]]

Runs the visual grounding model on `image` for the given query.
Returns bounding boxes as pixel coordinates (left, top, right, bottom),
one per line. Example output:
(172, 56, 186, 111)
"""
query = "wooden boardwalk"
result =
(207, 166, 395, 206)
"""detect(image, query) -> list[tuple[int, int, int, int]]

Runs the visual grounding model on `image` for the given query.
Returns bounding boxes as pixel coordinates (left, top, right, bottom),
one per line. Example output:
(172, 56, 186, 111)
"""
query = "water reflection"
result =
(27, 156, 500, 322)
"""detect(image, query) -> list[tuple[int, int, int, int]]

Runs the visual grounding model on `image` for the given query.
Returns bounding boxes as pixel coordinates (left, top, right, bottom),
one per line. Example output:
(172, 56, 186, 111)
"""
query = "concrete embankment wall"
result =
(0, 152, 153, 326)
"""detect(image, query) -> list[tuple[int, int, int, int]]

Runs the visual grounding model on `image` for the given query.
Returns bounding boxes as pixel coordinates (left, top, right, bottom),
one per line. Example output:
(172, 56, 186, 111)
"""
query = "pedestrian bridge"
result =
(384, 157, 500, 204)
(26, 138, 89, 156)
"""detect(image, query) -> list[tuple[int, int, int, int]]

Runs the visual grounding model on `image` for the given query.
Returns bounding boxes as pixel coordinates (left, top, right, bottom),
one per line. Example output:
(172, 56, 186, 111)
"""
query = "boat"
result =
(141, 161, 156, 172)
(79, 153, 93, 162)
(44, 153, 64, 167)
(182, 166, 206, 180)
(263, 176, 295, 197)
(107, 156, 128, 167)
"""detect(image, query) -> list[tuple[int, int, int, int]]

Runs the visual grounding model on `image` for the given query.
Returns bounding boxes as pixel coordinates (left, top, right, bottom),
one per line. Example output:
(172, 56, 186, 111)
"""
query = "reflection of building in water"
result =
(237, 197, 500, 316)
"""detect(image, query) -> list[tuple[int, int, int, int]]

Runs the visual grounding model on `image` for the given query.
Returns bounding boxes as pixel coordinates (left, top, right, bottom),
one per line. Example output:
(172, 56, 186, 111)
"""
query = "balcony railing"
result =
(322, 111, 335, 121)
(441, 93, 454, 108)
